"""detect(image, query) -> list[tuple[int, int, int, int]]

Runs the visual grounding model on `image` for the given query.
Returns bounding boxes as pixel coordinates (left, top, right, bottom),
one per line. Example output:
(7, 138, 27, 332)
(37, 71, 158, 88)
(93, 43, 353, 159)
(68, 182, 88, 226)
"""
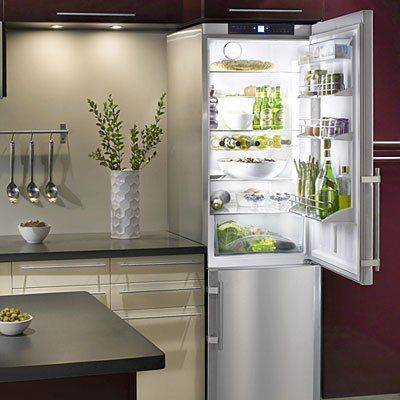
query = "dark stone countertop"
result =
(0, 231, 206, 262)
(0, 292, 165, 382)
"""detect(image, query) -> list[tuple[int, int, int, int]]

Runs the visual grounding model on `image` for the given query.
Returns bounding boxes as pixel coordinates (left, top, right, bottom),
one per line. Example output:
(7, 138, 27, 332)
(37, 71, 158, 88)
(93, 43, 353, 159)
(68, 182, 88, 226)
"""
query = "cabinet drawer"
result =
(13, 285, 111, 307)
(111, 280, 204, 311)
(12, 259, 110, 289)
(116, 306, 205, 400)
(111, 255, 204, 284)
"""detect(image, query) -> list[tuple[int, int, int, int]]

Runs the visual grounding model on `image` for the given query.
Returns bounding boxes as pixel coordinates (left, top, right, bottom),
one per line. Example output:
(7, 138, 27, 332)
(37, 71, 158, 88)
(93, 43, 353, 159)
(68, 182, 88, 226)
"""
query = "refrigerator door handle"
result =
(228, 8, 302, 13)
(362, 169, 381, 271)
(208, 282, 223, 350)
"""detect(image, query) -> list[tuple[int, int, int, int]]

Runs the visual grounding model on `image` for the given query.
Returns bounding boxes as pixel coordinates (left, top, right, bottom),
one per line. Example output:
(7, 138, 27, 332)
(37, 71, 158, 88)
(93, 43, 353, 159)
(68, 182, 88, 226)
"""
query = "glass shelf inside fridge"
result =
(214, 213, 304, 256)
(298, 86, 353, 98)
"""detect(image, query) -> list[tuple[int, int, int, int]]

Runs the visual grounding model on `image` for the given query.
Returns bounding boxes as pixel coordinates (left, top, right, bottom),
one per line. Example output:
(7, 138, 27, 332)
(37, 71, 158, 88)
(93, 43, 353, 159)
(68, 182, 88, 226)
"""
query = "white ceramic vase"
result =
(110, 170, 140, 239)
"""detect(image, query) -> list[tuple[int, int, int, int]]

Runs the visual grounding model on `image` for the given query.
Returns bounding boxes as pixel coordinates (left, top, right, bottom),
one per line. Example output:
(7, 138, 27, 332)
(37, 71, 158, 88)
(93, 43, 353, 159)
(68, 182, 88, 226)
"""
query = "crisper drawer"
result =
(12, 259, 110, 289)
(111, 280, 204, 311)
(111, 255, 204, 284)
(116, 306, 205, 400)
(12, 285, 111, 307)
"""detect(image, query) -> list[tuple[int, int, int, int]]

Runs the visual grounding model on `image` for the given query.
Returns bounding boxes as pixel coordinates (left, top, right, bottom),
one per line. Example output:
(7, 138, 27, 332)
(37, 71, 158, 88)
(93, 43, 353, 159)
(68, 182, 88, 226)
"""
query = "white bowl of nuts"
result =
(18, 220, 51, 244)
(0, 308, 32, 336)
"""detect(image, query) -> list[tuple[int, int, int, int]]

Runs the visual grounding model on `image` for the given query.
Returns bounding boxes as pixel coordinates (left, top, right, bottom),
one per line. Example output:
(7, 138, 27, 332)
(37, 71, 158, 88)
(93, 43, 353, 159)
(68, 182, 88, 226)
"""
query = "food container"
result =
(236, 189, 266, 207)
(321, 117, 349, 137)
(0, 315, 33, 336)
(311, 40, 351, 61)
(218, 158, 287, 179)
(223, 112, 254, 130)
(309, 69, 327, 95)
(324, 73, 345, 94)
(18, 224, 51, 244)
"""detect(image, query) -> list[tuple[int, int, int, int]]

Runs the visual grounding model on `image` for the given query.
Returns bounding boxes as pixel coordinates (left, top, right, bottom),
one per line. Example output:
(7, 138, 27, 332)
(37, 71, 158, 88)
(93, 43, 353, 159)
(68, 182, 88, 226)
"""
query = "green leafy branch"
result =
(87, 93, 166, 171)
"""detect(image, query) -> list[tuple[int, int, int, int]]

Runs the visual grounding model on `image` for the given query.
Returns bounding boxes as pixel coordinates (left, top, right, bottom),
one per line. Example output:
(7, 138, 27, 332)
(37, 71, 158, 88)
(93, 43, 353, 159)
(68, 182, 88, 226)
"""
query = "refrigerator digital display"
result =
(228, 23, 294, 35)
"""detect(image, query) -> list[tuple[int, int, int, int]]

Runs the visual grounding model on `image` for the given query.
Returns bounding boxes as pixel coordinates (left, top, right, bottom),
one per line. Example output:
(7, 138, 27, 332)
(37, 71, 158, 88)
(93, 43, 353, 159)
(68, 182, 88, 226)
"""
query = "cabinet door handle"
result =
(373, 168, 381, 271)
(119, 260, 201, 267)
(373, 156, 400, 161)
(120, 286, 202, 294)
(90, 291, 107, 296)
(19, 263, 107, 270)
(122, 312, 202, 321)
(229, 8, 302, 13)
(57, 12, 136, 17)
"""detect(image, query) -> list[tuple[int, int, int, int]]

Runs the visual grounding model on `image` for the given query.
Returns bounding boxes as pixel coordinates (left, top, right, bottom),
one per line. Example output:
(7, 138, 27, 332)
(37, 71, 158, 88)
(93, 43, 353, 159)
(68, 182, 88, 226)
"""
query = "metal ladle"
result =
(45, 137, 58, 203)
(6, 137, 20, 203)
(27, 137, 40, 203)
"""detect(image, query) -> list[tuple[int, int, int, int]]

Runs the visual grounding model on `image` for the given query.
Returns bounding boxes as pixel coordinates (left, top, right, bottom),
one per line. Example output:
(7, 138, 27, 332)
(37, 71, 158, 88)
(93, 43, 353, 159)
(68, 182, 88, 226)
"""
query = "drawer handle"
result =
(57, 12, 136, 17)
(122, 312, 202, 321)
(229, 8, 302, 13)
(19, 263, 107, 270)
(120, 286, 202, 294)
(90, 291, 107, 296)
(119, 260, 201, 267)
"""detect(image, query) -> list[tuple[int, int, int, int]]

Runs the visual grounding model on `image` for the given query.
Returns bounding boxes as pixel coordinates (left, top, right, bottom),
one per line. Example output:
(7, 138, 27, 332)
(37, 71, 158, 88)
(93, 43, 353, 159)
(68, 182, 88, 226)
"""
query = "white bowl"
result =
(18, 225, 51, 244)
(0, 315, 32, 336)
(223, 112, 253, 130)
(218, 159, 287, 179)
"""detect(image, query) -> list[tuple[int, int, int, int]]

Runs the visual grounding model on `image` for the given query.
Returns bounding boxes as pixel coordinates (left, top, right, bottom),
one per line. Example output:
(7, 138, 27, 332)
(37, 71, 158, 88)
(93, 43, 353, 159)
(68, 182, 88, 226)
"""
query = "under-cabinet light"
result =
(110, 25, 123, 30)
(51, 25, 64, 29)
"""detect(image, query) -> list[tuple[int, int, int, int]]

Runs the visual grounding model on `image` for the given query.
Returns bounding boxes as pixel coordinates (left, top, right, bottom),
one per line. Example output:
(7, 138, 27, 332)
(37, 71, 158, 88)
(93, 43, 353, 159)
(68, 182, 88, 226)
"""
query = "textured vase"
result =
(110, 170, 140, 239)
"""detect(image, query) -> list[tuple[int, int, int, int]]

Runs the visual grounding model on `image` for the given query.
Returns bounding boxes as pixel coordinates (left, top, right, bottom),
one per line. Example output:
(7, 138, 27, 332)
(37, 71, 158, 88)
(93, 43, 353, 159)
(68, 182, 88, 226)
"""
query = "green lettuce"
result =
(217, 221, 249, 251)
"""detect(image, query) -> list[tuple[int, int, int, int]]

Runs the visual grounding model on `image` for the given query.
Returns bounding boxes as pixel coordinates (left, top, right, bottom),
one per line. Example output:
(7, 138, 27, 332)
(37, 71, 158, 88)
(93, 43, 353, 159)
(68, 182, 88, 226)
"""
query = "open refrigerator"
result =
(167, 10, 379, 400)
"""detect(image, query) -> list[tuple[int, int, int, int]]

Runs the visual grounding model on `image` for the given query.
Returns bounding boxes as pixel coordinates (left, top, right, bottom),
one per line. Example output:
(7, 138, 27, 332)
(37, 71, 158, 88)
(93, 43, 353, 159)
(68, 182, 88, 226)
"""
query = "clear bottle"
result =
(252, 87, 262, 130)
(209, 85, 218, 129)
(316, 139, 339, 219)
(236, 135, 253, 150)
(210, 190, 231, 210)
(338, 165, 351, 209)
(272, 86, 284, 130)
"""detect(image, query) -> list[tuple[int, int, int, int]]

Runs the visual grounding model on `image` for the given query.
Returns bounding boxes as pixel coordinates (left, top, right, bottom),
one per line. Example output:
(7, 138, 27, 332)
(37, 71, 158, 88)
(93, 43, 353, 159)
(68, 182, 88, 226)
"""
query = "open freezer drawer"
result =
(306, 11, 380, 285)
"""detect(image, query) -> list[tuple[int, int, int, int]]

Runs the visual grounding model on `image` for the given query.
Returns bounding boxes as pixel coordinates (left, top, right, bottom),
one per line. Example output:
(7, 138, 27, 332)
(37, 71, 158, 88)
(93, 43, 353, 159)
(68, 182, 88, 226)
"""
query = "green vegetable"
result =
(0, 307, 30, 322)
(217, 221, 249, 251)
(250, 236, 276, 252)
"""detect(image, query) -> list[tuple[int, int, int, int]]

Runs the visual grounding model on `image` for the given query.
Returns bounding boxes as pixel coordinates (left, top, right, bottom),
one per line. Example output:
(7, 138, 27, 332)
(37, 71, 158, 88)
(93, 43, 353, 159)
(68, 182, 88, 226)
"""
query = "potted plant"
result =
(88, 93, 166, 239)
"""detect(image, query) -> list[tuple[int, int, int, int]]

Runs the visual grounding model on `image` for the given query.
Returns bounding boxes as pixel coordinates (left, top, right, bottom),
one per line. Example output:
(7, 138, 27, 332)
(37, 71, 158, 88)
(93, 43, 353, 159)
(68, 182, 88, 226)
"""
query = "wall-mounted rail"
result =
(0, 123, 68, 144)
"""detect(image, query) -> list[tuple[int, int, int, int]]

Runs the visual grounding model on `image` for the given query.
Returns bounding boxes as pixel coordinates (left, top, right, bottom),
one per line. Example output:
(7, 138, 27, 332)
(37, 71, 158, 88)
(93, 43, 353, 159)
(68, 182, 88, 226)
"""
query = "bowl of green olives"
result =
(0, 308, 32, 336)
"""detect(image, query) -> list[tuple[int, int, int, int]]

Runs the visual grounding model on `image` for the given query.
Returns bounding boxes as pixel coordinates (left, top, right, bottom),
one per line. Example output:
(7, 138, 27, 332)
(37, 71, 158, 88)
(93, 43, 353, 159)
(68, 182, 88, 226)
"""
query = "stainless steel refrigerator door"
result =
(208, 265, 320, 400)
(307, 11, 380, 285)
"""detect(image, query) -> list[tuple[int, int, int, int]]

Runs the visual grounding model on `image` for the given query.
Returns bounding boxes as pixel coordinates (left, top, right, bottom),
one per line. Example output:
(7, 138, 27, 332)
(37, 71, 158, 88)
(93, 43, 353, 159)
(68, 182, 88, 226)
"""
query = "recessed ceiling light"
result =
(110, 25, 123, 30)
(51, 24, 64, 29)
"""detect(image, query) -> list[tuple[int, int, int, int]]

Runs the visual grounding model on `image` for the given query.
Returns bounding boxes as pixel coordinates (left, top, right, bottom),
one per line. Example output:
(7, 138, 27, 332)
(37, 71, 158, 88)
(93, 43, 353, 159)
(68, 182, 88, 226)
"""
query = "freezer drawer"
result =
(208, 265, 320, 400)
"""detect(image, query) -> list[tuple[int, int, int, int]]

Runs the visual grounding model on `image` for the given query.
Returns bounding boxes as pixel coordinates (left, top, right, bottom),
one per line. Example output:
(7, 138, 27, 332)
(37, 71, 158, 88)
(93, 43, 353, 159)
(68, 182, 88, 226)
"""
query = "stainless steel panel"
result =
(167, 27, 206, 244)
(208, 265, 320, 400)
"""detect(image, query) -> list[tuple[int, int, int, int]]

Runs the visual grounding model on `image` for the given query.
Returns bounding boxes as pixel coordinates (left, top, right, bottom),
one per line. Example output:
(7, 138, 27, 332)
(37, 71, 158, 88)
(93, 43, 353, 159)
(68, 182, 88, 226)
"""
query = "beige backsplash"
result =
(0, 29, 168, 235)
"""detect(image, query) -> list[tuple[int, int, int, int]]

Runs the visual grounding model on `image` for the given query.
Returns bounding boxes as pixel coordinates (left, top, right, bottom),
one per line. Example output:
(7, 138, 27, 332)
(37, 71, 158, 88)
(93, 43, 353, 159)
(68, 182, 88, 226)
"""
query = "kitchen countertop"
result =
(0, 231, 205, 262)
(0, 292, 165, 382)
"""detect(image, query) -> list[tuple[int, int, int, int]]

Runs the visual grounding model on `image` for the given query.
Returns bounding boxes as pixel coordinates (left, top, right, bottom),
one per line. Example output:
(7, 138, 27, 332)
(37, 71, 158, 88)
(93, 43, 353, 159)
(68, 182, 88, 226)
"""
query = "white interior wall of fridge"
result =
(207, 38, 309, 267)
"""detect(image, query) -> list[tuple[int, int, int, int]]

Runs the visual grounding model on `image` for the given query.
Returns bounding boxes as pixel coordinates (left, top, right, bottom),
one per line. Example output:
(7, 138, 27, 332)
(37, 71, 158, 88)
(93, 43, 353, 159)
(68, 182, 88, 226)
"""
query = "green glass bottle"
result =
(252, 87, 262, 130)
(260, 86, 272, 130)
(272, 86, 284, 130)
(316, 140, 339, 219)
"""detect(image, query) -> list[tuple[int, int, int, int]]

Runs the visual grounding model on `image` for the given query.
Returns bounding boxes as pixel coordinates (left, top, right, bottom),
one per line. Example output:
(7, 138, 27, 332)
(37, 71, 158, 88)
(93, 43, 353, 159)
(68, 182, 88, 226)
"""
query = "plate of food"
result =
(210, 59, 275, 72)
(236, 188, 266, 207)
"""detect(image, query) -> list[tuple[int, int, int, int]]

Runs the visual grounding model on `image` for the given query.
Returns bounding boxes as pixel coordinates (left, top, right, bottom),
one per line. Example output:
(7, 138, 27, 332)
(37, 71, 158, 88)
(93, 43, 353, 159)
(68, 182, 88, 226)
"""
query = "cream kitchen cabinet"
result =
(0, 263, 12, 295)
(12, 259, 110, 289)
(116, 306, 205, 400)
(13, 284, 111, 307)
(111, 254, 204, 284)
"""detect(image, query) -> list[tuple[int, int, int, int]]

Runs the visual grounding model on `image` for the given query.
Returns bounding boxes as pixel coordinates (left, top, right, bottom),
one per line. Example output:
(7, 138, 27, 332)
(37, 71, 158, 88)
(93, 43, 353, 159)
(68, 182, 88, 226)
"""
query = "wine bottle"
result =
(260, 86, 272, 130)
(210, 190, 231, 210)
(338, 165, 351, 209)
(316, 140, 339, 219)
(252, 87, 262, 130)
(272, 86, 284, 130)
(219, 136, 240, 150)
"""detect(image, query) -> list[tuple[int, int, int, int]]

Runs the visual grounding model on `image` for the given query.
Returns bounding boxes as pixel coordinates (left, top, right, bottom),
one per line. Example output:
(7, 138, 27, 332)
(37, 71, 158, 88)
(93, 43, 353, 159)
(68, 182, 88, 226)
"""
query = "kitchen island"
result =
(0, 291, 165, 400)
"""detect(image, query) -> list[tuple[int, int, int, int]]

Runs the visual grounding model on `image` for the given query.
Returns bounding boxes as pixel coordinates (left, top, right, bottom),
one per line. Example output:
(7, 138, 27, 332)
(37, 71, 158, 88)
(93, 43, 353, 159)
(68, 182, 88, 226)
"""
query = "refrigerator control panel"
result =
(228, 23, 294, 35)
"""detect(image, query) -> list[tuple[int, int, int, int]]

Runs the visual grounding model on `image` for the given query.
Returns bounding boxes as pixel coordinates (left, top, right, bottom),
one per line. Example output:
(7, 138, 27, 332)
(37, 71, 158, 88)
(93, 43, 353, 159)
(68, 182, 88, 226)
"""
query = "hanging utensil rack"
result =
(0, 123, 68, 143)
